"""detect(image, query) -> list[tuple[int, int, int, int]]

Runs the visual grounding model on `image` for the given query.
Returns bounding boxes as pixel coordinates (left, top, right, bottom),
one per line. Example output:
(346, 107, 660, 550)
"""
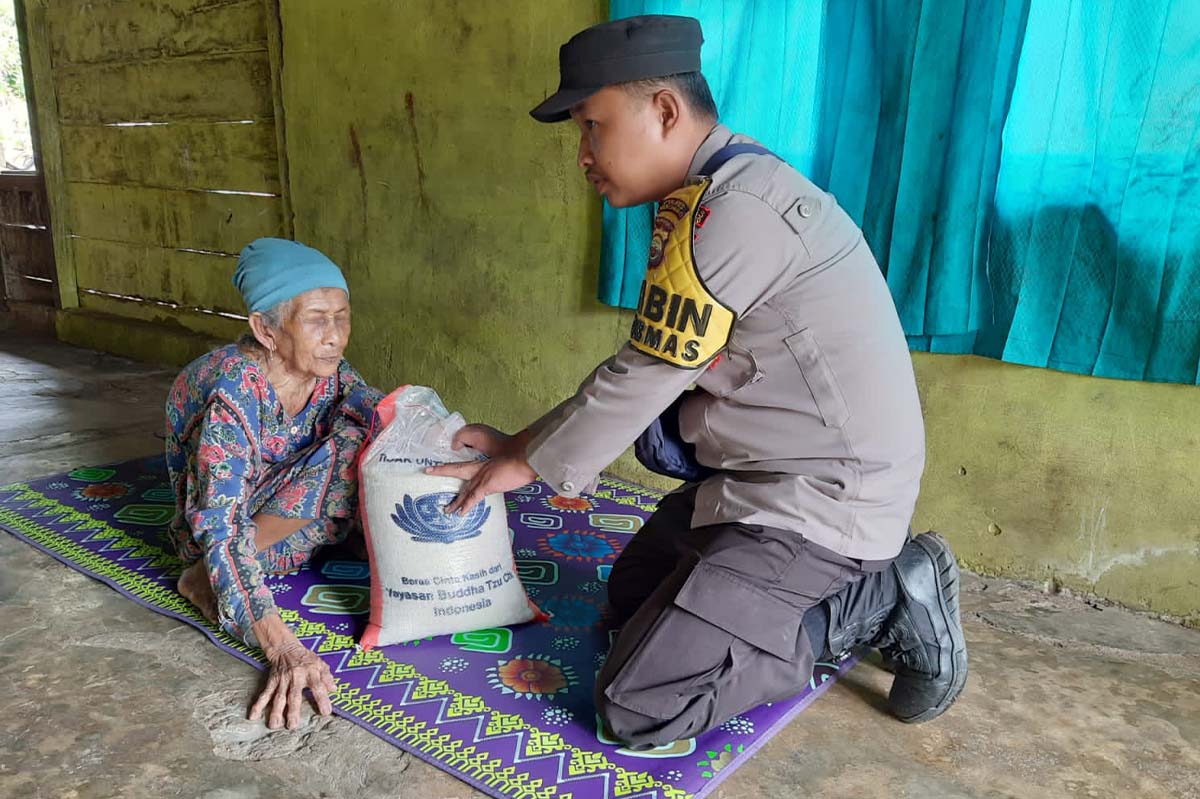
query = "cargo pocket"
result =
(785, 328, 851, 428)
(601, 561, 804, 722)
(673, 562, 804, 661)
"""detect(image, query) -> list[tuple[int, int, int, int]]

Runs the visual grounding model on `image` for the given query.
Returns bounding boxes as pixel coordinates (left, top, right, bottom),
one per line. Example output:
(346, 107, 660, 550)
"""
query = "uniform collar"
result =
(686, 123, 735, 179)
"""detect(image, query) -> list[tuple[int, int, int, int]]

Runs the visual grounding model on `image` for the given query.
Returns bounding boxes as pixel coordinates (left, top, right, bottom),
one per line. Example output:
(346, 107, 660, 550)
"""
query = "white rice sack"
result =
(358, 386, 542, 649)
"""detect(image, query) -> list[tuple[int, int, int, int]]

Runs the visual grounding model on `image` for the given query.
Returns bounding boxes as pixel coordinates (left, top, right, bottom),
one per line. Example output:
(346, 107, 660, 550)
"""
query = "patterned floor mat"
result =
(0, 455, 854, 799)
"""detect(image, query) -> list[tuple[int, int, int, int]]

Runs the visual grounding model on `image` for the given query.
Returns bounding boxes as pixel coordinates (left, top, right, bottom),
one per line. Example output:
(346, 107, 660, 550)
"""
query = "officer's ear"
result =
(651, 89, 684, 136)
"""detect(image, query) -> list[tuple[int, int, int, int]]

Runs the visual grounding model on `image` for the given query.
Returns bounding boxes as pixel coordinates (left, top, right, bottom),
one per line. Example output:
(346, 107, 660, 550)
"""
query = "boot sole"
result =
(896, 531, 968, 723)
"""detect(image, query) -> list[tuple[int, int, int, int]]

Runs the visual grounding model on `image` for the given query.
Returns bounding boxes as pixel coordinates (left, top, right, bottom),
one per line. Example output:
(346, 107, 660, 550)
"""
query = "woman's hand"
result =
(248, 616, 335, 730)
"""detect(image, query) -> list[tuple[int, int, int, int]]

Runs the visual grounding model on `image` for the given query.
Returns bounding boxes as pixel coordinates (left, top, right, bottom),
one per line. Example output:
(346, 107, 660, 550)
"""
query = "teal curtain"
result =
(603, 0, 1200, 384)
(972, 0, 1200, 382)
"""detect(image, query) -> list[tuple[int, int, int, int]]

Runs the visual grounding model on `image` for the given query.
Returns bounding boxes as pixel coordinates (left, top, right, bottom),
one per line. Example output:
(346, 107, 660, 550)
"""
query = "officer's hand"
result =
(426, 455, 536, 515)
(451, 424, 516, 458)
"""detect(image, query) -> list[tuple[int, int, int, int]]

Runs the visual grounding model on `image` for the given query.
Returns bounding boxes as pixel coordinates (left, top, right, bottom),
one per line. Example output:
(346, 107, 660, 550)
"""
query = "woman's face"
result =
(273, 288, 351, 380)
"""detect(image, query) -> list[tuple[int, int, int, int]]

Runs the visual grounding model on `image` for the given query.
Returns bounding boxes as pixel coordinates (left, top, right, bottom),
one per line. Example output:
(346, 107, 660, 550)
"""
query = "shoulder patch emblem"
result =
(630, 183, 735, 368)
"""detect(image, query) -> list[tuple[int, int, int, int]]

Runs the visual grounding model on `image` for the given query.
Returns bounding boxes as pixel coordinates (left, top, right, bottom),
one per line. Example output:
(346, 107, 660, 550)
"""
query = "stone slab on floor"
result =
(1, 334, 1197, 799)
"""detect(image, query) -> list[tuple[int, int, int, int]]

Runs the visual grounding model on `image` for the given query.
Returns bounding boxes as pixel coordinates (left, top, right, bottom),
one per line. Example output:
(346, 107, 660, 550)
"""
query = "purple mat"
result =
(0, 455, 854, 799)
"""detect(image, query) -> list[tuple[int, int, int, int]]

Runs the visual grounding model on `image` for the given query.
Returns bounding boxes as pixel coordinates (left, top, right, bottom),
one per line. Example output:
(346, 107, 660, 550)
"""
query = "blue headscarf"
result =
(232, 238, 349, 313)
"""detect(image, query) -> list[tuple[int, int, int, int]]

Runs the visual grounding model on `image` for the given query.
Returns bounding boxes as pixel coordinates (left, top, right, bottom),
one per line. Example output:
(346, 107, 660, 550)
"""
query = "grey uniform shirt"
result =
(526, 124, 925, 561)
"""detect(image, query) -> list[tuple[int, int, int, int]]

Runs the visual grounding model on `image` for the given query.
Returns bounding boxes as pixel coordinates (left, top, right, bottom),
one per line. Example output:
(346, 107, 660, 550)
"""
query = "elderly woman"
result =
(165, 238, 382, 730)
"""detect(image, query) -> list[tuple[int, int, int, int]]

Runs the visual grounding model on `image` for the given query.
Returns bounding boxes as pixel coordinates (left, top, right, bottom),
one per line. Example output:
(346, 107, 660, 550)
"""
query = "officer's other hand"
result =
(451, 424, 513, 458)
(426, 455, 536, 515)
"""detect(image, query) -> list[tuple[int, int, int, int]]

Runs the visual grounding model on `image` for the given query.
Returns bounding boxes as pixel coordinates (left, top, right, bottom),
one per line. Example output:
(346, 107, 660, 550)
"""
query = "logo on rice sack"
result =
(391, 492, 491, 544)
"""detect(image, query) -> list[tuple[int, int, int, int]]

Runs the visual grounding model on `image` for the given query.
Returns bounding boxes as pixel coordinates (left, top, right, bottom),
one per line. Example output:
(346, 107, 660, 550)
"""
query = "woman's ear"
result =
(248, 313, 276, 352)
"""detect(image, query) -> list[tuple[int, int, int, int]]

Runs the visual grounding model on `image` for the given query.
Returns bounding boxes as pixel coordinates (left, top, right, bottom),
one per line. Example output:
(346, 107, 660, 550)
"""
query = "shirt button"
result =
(797, 202, 813, 218)
(290, 426, 299, 434)
(561, 481, 576, 494)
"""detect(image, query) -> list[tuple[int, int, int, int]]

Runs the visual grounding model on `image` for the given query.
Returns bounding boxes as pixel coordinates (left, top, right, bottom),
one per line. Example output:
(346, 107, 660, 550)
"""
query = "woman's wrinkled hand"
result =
(249, 638, 336, 730)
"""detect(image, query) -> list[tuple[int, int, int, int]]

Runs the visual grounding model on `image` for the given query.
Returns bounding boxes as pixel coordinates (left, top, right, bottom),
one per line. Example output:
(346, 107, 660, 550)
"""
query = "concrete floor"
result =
(1, 331, 1198, 799)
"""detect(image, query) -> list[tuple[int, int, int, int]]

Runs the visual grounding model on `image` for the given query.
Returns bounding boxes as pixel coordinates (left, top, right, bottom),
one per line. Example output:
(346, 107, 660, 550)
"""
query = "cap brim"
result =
(529, 86, 599, 123)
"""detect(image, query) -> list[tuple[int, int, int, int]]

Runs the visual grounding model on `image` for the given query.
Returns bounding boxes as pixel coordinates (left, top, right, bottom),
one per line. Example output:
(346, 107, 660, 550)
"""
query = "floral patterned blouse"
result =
(165, 344, 381, 644)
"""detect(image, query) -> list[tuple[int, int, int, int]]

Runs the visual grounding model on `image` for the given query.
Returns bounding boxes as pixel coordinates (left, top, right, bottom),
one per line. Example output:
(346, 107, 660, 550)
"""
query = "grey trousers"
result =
(595, 485, 894, 749)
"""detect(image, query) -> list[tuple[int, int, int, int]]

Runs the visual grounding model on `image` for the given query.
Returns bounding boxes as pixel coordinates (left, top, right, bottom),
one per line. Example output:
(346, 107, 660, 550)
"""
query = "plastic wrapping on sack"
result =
(358, 386, 544, 649)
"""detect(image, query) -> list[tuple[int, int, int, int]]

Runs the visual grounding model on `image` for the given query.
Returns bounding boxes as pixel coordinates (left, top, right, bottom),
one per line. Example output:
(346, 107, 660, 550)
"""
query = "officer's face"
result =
(570, 86, 686, 208)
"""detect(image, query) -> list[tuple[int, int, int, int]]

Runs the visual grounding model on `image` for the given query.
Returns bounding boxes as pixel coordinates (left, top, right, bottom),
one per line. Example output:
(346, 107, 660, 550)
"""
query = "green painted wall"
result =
(913, 354, 1198, 625)
(279, 0, 643, 470)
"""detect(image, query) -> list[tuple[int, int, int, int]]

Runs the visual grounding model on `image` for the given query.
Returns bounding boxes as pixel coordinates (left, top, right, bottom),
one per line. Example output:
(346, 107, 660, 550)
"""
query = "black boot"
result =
(817, 531, 968, 723)
(820, 565, 896, 661)
(874, 532, 968, 723)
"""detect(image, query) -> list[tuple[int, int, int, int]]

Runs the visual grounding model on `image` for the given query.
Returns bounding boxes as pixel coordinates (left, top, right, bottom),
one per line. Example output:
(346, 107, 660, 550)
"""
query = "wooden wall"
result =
(0, 172, 56, 312)
(21, 0, 290, 361)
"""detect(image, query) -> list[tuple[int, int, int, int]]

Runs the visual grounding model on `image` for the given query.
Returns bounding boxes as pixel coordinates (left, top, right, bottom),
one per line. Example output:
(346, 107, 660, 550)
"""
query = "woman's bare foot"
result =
(178, 559, 218, 623)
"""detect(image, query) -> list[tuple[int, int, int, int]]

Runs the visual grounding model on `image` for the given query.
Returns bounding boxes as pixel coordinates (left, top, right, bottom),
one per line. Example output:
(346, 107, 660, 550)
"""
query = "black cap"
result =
(530, 15, 703, 123)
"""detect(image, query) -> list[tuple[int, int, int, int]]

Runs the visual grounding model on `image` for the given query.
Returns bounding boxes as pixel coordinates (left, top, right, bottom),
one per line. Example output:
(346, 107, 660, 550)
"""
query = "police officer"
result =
(430, 15, 967, 749)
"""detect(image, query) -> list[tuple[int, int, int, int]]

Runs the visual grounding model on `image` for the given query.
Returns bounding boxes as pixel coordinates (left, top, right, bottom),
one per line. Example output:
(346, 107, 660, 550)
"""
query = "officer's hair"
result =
(622, 72, 719, 121)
